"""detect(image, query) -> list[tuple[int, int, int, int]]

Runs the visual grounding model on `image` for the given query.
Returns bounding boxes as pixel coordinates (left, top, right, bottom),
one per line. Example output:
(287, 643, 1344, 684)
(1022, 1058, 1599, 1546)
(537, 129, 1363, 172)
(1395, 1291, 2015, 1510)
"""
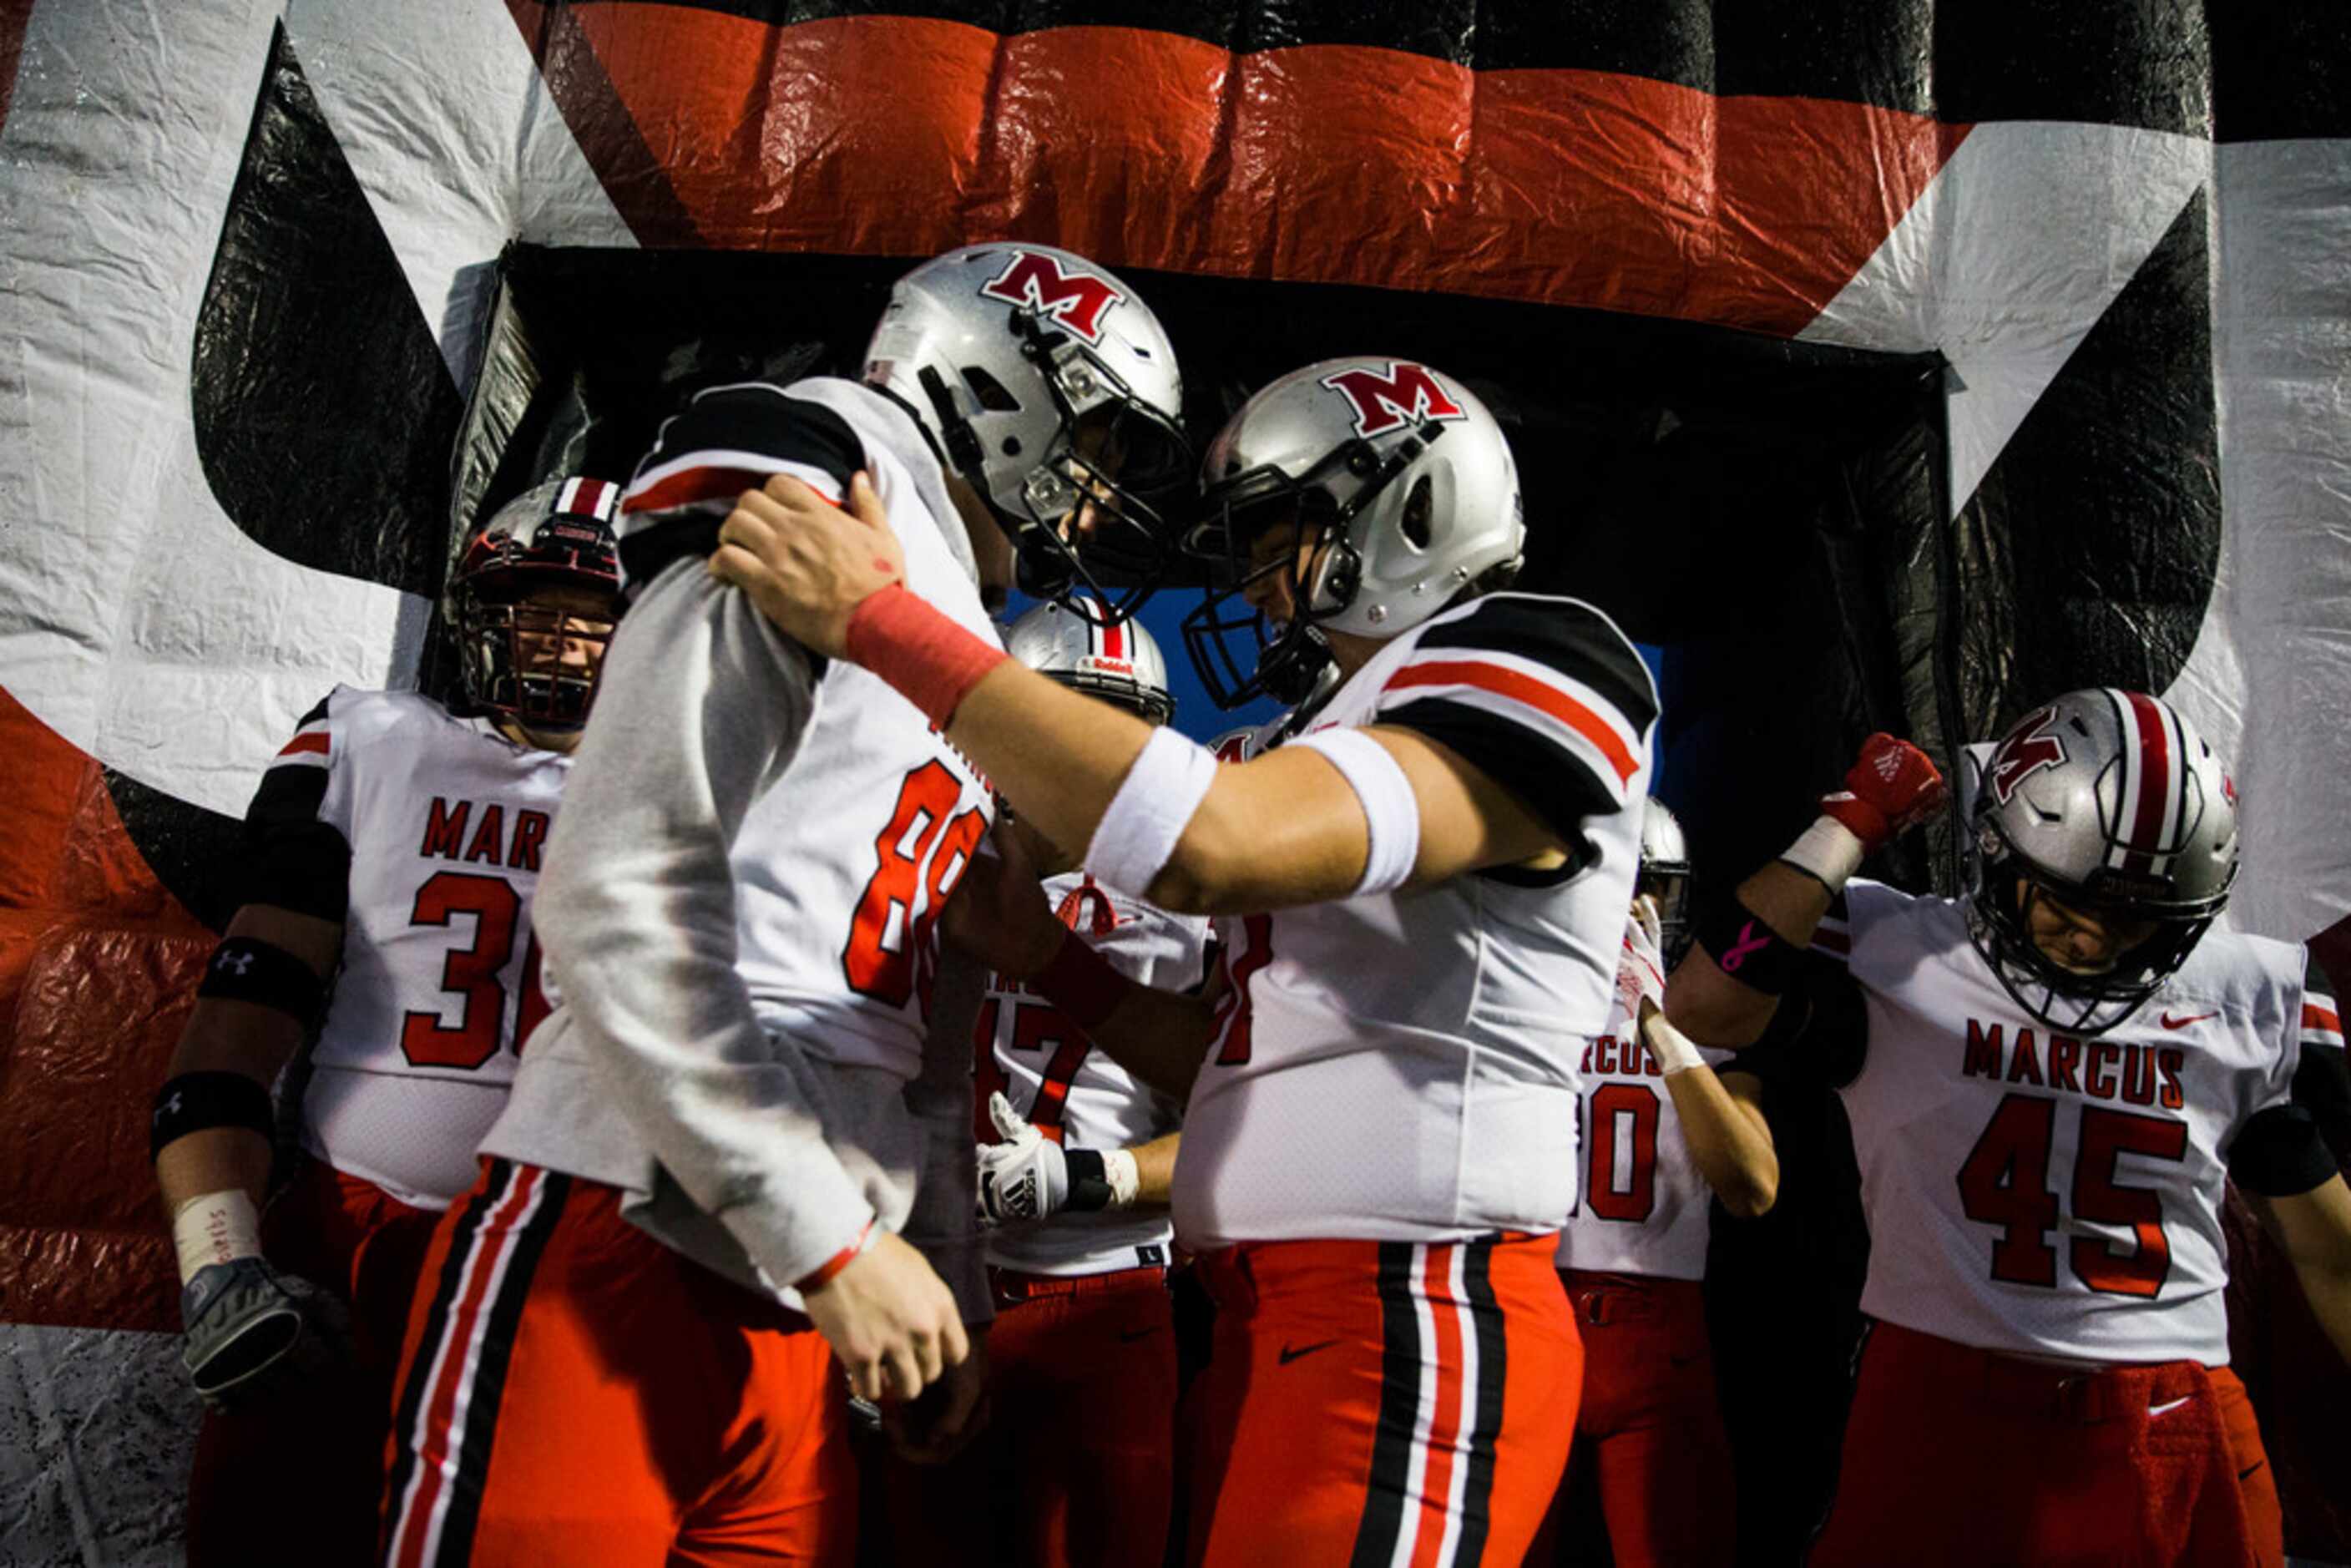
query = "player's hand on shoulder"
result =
(801, 1229, 968, 1404)
(179, 1255, 351, 1408)
(1822, 731, 1946, 852)
(938, 821, 1064, 983)
(709, 469, 903, 657)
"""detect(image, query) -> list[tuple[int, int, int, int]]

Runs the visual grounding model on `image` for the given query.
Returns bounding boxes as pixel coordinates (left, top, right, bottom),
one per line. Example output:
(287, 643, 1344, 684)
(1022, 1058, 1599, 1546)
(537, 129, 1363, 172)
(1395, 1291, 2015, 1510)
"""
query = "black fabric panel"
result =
(571, 0, 2299, 136)
(634, 385, 867, 499)
(189, 23, 459, 601)
(617, 516, 721, 600)
(1454, 1238, 1506, 1565)
(1946, 189, 2217, 775)
(2292, 1044, 2351, 1170)
(99, 771, 245, 933)
(1413, 594, 1659, 741)
(2229, 1105, 2341, 1199)
(240, 734, 351, 922)
(1732, 959, 1871, 1091)
(1380, 696, 1620, 849)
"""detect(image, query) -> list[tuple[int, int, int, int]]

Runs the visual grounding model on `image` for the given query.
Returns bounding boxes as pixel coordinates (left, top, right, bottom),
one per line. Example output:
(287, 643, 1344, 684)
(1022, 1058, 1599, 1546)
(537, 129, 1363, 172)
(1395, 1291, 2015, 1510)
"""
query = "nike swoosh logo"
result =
(2238, 1460, 2267, 1482)
(2147, 1395, 2194, 1418)
(1278, 1339, 1339, 1366)
(2160, 1012, 2217, 1030)
(1116, 1327, 1160, 1343)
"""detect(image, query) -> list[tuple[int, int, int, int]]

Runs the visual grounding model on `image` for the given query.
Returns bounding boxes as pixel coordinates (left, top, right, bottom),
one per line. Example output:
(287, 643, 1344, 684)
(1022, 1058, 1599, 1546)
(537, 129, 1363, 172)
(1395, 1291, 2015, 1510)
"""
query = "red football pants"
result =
(185, 1161, 437, 1568)
(1812, 1321, 2282, 1568)
(1186, 1233, 1581, 1568)
(875, 1264, 1177, 1566)
(381, 1161, 854, 1568)
(1528, 1271, 1736, 1567)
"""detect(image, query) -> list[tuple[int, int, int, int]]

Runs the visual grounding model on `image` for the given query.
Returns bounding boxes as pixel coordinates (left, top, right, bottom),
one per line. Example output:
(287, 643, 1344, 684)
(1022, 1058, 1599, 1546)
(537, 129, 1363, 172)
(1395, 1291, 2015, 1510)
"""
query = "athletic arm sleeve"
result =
(1370, 594, 1658, 845)
(1716, 955, 1871, 1092)
(533, 557, 872, 1289)
(240, 691, 352, 921)
(2231, 948, 2351, 1196)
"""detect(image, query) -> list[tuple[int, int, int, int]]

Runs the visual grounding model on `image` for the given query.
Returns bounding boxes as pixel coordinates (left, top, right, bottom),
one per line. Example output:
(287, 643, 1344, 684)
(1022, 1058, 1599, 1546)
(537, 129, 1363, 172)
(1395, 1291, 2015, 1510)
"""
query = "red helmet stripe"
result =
(2121, 690, 2172, 875)
(1100, 619, 1125, 660)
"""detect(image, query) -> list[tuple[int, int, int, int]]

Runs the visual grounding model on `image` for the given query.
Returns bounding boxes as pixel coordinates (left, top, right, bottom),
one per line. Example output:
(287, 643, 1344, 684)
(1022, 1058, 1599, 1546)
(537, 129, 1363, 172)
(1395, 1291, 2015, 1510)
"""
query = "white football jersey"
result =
(1800, 879, 2316, 1365)
(978, 872, 1208, 1275)
(1173, 593, 1659, 1249)
(1555, 928, 1736, 1282)
(247, 687, 571, 1209)
(625, 378, 998, 1079)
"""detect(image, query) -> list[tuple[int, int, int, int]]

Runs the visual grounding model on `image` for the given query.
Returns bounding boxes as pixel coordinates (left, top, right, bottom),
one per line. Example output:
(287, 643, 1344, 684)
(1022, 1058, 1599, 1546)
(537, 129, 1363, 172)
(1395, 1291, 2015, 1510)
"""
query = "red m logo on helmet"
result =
(1987, 706, 2068, 806)
(1319, 362, 1466, 438)
(978, 252, 1125, 344)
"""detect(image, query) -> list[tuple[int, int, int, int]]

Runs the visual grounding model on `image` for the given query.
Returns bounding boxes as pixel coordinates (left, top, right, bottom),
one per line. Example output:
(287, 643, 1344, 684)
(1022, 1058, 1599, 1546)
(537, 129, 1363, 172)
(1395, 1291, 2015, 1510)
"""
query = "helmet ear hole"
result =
(1401, 476, 1434, 550)
(961, 366, 1020, 412)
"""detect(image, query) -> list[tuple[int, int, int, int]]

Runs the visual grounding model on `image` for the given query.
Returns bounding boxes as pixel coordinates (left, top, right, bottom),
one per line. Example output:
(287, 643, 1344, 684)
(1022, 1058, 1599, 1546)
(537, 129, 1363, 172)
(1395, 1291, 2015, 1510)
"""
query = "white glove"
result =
(1616, 898, 1668, 1024)
(974, 1092, 1136, 1223)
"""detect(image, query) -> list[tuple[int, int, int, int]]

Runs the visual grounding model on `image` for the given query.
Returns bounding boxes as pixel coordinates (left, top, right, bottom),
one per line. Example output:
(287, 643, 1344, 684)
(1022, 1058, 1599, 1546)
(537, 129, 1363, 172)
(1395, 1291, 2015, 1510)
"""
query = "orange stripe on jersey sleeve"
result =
(276, 731, 329, 758)
(1385, 660, 1640, 785)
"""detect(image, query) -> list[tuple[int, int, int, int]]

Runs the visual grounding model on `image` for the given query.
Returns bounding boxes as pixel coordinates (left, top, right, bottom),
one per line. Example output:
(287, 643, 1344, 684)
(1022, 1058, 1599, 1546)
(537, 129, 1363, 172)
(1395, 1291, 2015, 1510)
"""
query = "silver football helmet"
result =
(1181, 358, 1523, 708)
(447, 478, 624, 733)
(864, 244, 1190, 623)
(1636, 799, 1695, 969)
(1004, 599, 1175, 726)
(1965, 689, 2239, 1034)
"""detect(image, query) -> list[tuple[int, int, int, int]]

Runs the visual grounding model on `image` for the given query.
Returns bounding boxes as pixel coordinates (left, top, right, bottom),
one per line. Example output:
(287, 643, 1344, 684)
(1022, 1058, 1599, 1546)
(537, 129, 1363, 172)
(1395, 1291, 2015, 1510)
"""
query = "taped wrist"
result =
(195, 938, 325, 1024)
(1691, 893, 1803, 996)
(1034, 930, 1131, 1030)
(1084, 727, 1217, 898)
(1780, 816, 1868, 890)
(151, 1071, 275, 1160)
(1290, 729, 1420, 897)
(843, 583, 1009, 726)
(171, 1190, 262, 1287)
(1641, 1009, 1707, 1076)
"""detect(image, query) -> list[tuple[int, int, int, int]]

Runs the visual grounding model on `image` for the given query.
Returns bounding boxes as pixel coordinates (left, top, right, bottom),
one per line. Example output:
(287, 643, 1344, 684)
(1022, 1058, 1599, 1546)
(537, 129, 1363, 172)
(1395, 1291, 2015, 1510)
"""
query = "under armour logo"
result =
(1718, 922, 1769, 974)
(213, 950, 254, 976)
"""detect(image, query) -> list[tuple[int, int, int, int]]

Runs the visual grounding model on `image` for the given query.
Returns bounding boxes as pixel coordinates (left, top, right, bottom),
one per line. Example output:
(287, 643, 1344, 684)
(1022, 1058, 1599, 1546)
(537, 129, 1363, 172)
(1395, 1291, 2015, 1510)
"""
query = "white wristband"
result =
(1084, 727, 1218, 898)
(1780, 815, 1867, 891)
(1641, 1009, 1708, 1077)
(172, 1190, 262, 1287)
(1103, 1148, 1140, 1210)
(1290, 729, 1421, 898)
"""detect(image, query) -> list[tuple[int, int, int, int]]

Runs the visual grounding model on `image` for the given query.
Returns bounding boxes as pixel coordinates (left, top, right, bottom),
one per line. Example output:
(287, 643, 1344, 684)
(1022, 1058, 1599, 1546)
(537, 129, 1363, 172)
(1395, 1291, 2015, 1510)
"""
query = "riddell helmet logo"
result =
(1319, 361, 1467, 438)
(1987, 705, 2068, 806)
(978, 252, 1125, 344)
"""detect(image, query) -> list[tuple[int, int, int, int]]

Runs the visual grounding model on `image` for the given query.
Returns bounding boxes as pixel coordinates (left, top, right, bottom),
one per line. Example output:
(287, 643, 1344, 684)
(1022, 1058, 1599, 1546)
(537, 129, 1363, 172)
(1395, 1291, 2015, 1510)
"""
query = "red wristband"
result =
(842, 583, 1009, 726)
(1033, 928, 1131, 1031)
(795, 1217, 876, 1294)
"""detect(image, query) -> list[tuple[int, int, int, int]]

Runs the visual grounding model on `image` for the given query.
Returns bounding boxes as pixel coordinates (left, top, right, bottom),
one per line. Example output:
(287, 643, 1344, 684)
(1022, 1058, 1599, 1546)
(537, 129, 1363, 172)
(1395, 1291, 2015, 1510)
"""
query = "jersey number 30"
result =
(1957, 1093, 2187, 1297)
(400, 871, 549, 1070)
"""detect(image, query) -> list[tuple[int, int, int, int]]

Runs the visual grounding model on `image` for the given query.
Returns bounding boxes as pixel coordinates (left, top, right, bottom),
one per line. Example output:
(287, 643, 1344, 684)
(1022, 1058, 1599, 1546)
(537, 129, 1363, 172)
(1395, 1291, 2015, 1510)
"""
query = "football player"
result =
(709, 357, 1659, 1565)
(1538, 799, 1775, 1567)
(380, 245, 1190, 1565)
(149, 478, 624, 1567)
(877, 600, 1206, 1567)
(1665, 694, 2351, 1567)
